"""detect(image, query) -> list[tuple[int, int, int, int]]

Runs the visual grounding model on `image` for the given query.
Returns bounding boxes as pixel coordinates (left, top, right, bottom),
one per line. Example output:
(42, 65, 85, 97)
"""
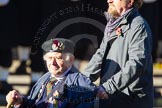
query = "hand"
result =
(6, 90, 23, 108)
(96, 86, 108, 99)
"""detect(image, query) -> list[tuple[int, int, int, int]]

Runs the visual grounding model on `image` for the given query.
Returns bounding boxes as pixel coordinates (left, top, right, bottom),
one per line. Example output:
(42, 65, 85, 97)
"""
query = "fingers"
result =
(6, 90, 23, 105)
(12, 90, 20, 99)
(96, 91, 108, 99)
(6, 90, 14, 102)
(96, 86, 108, 99)
(6, 90, 16, 108)
(7, 90, 19, 99)
(101, 92, 108, 99)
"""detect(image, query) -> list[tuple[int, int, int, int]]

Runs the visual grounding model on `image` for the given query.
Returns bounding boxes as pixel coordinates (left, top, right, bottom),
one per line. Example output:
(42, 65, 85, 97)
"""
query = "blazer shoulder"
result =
(35, 72, 50, 85)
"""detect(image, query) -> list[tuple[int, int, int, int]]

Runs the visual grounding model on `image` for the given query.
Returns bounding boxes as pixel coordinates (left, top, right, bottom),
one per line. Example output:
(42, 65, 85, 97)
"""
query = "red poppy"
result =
(116, 27, 122, 36)
(53, 40, 59, 47)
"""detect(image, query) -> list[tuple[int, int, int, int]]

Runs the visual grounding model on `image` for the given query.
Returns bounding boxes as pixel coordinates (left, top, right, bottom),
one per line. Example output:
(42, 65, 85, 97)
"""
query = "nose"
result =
(107, 0, 113, 3)
(51, 57, 57, 65)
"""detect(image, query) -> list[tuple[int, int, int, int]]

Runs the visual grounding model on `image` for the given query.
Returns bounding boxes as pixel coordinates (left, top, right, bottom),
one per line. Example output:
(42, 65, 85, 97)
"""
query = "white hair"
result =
(63, 53, 74, 61)
(43, 52, 74, 62)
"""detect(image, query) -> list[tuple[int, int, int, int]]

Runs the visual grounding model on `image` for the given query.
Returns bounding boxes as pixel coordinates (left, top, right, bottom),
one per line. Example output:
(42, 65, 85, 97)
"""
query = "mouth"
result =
(109, 3, 114, 7)
(50, 65, 59, 70)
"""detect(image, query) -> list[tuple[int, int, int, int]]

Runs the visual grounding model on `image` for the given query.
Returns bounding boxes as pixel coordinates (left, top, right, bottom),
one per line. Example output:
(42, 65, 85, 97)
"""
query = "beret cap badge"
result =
(52, 40, 65, 51)
(41, 38, 74, 53)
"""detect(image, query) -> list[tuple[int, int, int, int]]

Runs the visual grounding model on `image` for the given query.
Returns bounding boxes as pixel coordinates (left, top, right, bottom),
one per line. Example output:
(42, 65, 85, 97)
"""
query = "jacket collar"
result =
(105, 7, 139, 38)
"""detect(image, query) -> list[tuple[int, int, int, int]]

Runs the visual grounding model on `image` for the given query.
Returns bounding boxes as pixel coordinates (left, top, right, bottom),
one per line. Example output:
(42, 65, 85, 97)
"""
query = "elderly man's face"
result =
(44, 52, 73, 77)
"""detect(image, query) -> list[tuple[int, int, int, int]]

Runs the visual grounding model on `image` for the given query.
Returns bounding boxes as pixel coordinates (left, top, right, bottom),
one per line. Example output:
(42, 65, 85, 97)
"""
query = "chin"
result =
(50, 71, 57, 75)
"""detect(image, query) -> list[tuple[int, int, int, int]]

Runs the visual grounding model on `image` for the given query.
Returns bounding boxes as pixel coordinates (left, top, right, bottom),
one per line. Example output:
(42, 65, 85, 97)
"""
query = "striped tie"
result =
(46, 77, 57, 95)
(46, 77, 59, 108)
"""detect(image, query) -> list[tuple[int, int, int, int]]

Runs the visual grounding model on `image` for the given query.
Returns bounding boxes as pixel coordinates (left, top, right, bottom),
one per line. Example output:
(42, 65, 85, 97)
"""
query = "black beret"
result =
(41, 38, 74, 54)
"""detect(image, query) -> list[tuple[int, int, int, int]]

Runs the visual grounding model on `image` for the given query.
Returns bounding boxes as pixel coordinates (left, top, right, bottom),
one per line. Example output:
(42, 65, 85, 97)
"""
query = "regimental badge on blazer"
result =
(37, 84, 45, 99)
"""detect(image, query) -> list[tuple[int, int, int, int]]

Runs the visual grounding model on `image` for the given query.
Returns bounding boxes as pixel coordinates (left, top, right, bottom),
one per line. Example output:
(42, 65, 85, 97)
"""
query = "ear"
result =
(128, 0, 134, 8)
(69, 55, 75, 64)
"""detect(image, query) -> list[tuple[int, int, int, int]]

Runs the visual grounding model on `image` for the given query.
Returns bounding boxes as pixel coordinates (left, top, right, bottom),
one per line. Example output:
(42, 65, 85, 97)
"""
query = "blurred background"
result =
(0, 0, 162, 107)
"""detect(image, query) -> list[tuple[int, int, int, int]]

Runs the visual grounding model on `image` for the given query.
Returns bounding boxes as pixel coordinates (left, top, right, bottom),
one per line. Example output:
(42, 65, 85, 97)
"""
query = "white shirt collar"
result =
(51, 66, 72, 81)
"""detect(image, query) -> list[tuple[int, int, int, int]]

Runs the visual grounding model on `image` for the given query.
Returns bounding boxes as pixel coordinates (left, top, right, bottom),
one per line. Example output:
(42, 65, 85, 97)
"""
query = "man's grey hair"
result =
(63, 53, 74, 61)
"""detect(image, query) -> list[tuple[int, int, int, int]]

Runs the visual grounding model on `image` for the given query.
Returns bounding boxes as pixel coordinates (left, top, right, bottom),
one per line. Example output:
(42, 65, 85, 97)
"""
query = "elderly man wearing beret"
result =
(6, 38, 106, 108)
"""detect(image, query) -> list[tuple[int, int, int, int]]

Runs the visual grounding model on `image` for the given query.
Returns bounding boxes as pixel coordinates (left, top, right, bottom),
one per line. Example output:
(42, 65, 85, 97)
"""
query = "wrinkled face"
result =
(44, 52, 74, 77)
(107, 0, 133, 18)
